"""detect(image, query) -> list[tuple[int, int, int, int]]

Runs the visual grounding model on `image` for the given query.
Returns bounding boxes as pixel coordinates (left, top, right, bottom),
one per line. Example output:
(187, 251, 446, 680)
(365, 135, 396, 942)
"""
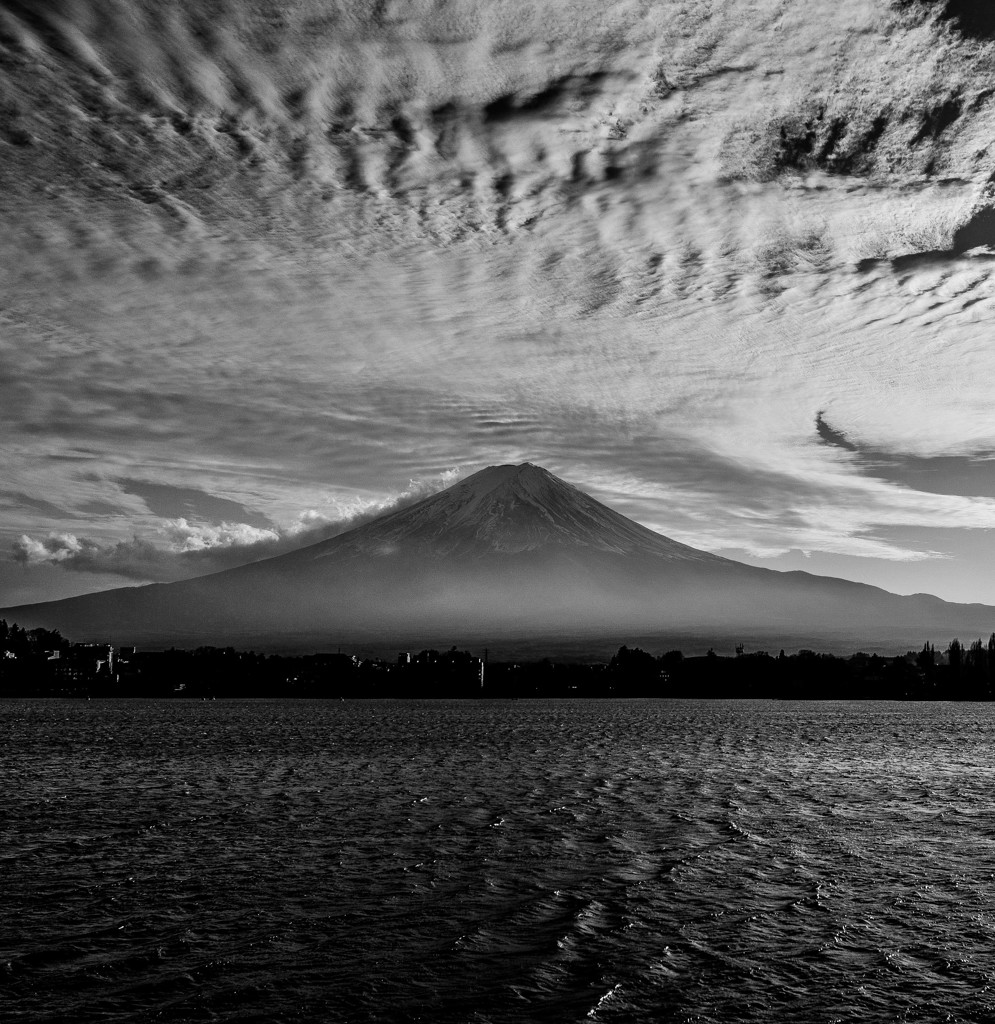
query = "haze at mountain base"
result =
(3, 464, 993, 655)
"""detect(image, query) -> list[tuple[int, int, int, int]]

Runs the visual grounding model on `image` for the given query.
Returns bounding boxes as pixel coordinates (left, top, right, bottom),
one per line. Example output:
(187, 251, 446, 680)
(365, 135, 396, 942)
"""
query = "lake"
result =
(3, 698, 995, 1022)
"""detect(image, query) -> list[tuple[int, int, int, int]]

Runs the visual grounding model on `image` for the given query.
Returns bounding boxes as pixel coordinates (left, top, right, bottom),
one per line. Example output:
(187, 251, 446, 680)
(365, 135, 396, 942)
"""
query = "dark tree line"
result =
(3, 619, 995, 700)
(0, 620, 69, 659)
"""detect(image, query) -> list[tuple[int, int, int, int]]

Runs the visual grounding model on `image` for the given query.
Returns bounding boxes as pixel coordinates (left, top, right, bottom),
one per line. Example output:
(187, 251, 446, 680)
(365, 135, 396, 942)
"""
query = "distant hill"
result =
(3, 463, 994, 654)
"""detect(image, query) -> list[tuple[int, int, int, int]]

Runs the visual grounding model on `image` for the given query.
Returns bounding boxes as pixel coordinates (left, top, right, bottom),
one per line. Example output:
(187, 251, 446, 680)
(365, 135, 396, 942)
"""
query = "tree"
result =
(969, 638, 986, 671)
(917, 641, 935, 672)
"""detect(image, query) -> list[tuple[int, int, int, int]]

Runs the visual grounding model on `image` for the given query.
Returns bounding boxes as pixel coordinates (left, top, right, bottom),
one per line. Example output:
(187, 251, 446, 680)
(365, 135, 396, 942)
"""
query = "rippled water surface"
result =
(4, 699, 995, 1023)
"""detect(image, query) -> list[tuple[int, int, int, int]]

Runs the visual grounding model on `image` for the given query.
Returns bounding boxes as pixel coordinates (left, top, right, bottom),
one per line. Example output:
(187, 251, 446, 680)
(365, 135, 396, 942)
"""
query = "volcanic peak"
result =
(445, 462, 566, 506)
(315, 461, 722, 561)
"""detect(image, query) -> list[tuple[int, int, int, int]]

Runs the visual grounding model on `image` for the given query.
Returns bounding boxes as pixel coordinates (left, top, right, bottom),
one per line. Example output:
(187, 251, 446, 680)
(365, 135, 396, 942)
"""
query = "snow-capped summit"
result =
(310, 463, 725, 559)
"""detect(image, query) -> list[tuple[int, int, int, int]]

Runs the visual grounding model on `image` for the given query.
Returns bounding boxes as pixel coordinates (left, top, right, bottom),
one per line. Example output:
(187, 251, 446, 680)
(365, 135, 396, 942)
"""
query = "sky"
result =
(4, 0, 995, 608)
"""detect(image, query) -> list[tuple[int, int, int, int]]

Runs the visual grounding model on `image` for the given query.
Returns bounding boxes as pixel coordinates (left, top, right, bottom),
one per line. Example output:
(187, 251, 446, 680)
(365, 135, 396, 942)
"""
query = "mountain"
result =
(4, 463, 995, 654)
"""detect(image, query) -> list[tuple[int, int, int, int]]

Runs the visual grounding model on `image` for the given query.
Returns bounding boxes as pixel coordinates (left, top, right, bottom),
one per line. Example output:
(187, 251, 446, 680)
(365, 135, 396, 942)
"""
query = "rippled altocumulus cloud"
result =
(5, 0, 995, 604)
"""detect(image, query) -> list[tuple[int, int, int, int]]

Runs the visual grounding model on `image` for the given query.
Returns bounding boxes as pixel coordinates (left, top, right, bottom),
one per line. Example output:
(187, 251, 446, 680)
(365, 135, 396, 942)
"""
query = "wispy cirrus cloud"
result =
(816, 412, 995, 499)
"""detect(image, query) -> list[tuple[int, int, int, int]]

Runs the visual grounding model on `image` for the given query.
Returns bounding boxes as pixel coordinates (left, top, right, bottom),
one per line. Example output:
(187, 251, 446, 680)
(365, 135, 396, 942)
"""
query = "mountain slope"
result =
(3, 464, 994, 652)
(295, 463, 727, 561)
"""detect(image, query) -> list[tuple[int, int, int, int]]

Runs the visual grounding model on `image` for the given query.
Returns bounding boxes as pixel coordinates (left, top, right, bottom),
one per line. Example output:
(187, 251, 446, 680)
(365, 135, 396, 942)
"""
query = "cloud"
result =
(117, 479, 276, 529)
(13, 521, 280, 580)
(816, 412, 995, 499)
(10, 469, 462, 582)
(7, 0, 995, 607)
(15, 533, 99, 566)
